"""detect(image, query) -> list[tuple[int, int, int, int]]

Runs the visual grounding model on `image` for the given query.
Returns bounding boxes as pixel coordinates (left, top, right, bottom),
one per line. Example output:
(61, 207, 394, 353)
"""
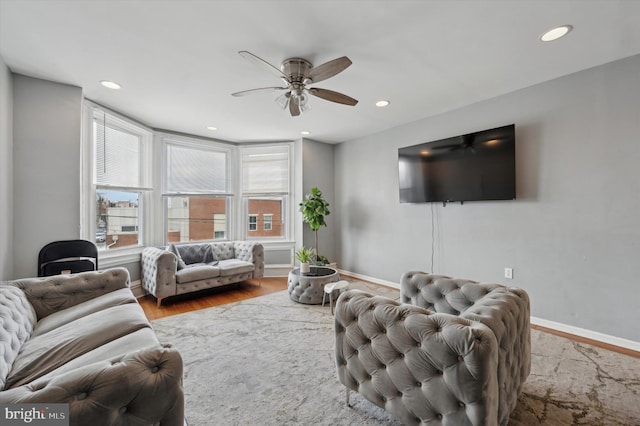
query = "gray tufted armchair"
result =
(334, 272, 530, 426)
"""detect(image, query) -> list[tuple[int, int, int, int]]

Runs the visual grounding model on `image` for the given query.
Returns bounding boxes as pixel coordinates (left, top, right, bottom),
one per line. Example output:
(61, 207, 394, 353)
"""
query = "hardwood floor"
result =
(138, 276, 639, 359)
(138, 277, 287, 321)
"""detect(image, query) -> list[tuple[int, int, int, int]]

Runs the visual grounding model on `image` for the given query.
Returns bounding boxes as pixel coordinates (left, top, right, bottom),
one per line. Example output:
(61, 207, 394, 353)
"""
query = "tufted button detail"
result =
(76, 392, 87, 400)
(151, 366, 160, 373)
(457, 356, 464, 362)
(119, 407, 127, 414)
(436, 413, 443, 420)
(458, 401, 466, 408)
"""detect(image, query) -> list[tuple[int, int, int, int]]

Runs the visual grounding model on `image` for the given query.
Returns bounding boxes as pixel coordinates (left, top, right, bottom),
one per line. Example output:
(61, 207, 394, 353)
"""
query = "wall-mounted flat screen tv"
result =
(398, 124, 515, 204)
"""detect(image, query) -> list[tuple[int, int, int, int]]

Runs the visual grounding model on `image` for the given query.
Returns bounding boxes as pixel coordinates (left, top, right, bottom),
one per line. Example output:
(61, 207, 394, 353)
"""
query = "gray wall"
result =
(0, 56, 13, 280)
(302, 138, 336, 263)
(12, 75, 83, 278)
(335, 55, 640, 342)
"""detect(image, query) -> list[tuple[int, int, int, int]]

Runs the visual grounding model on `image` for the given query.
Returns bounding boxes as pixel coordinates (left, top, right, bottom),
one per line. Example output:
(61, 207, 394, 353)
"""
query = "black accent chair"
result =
(37, 239, 99, 277)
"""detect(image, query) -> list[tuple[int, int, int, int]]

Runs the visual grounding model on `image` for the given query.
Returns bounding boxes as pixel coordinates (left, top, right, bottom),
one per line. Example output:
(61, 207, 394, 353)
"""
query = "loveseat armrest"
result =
(141, 246, 177, 305)
(335, 290, 499, 425)
(233, 241, 264, 279)
(0, 344, 184, 426)
(7, 268, 131, 320)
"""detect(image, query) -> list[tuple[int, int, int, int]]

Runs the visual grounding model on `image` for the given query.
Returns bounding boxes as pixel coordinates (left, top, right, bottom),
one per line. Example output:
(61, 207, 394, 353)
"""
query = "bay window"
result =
(83, 101, 296, 265)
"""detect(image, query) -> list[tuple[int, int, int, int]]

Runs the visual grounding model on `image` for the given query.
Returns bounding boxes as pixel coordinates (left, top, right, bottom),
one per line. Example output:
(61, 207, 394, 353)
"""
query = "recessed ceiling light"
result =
(540, 25, 573, 42)
(300, 131, 310, 136)
(375, 100, 390, 107)
(207, 126, 218, 131)
(100, 80, 121, 90)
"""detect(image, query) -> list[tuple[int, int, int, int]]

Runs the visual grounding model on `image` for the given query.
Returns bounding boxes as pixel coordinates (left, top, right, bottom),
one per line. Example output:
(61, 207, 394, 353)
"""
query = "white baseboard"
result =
(337, 269, 400, 289)
(264, 265, 294, 277)
(530, 316, 640, 353)
(338, 269, 639, 353)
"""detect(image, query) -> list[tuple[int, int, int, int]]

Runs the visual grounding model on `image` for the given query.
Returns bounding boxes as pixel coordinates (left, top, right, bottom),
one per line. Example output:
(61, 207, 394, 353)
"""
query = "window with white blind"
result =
(163, 136, 233, 243)
(89, 108, 152, 250)
(241, 144, 291, 240)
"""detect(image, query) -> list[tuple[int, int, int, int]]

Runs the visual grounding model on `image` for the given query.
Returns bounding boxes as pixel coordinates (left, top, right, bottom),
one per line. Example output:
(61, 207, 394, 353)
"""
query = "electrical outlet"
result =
(504, 267, 513, 279)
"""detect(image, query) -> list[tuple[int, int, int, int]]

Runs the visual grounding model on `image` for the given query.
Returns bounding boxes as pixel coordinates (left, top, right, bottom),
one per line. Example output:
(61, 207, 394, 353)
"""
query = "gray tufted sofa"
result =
(334, 271, 530, 426)
(0, 267, 184, 425)
(141, 241, 264, 306)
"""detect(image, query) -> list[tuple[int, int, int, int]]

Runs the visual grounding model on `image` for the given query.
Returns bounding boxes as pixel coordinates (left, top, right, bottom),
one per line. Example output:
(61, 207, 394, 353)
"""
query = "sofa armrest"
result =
(0, 344, 184, 426)
(233, 241, 264, 279)
(461, 287, 531, 425)
(7, 268, 130, 320)
(335, 290, 499, 425)
(141, 247, 177, 303)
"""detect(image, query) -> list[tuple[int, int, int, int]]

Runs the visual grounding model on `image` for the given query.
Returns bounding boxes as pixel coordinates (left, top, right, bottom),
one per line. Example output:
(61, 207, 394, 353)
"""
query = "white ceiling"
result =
(1, 1, 639, 144)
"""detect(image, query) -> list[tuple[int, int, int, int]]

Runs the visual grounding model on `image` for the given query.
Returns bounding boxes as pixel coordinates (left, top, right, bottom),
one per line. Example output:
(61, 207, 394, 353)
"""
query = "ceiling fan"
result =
(231, 51, 358, 117)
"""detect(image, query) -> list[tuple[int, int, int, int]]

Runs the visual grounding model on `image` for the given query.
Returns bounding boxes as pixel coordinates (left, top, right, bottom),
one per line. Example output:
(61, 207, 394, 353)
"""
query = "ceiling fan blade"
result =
(289, 96, 301, 116)
(238, 51, 288, 80)
(308, 88, 358, 106)
(231, 87, 288, 97)
(308, 56, 352, 84)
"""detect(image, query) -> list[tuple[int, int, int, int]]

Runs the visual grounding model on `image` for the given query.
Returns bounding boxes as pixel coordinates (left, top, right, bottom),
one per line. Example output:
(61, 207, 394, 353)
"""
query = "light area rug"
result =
(152, 285, 640, 425)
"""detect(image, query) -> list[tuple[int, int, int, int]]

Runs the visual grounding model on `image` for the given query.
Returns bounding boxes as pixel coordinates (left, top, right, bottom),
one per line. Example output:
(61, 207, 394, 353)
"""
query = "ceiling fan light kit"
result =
(232, 51, 358, 117)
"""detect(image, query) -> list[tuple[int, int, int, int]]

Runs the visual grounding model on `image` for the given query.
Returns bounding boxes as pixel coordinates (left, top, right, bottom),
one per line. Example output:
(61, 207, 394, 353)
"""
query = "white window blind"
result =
(166, 143, 228, 193)
(241, 145, 289, 194)
(94, 111, 145, 188)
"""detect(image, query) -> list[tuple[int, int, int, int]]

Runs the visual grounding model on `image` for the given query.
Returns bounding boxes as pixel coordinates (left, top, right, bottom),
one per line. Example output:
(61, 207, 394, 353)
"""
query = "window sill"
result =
(99, 246, 144, 268)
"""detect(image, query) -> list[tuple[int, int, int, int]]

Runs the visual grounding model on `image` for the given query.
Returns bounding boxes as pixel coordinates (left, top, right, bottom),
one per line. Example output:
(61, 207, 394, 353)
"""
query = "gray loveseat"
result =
(0, 267, 184, 425)
(334, 271, 530, 426)
(141, 241, 264, 306)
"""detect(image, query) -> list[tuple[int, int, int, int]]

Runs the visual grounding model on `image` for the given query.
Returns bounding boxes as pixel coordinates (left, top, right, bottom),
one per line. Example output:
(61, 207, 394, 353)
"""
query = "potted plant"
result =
(295, 246, 315, 274)
(299, 187, 330, 265)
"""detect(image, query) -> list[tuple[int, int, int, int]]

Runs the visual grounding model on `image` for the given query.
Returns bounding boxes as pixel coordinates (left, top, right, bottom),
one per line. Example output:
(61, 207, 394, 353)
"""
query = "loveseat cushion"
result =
(175, 265, 221, 284)
(0, 285, 37, 390)
(217, 259, 255, 277)
(5, 304, 151, 389)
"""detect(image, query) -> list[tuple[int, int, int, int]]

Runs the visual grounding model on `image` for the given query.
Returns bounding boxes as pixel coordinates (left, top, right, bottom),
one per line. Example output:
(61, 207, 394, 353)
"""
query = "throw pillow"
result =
(168, 244, 187, 270)
(176, 244, 215, 265)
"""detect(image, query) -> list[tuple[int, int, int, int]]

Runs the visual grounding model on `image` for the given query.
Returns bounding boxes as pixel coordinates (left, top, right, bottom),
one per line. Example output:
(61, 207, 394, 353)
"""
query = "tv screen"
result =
(398, 124, 515, 203)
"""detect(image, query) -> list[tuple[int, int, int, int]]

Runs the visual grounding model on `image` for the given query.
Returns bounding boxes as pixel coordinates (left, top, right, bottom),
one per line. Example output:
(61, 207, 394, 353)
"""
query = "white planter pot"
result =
(300, 262, 310, 274)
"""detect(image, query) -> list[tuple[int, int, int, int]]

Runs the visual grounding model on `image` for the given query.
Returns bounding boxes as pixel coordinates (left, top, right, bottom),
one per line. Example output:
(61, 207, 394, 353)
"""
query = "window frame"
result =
(239, 143, 293, 241)
(263, 214, 273, 231)
(248, 215, 258, 232)
(81, 102, 154, 264)
(160, 133, 235, 244)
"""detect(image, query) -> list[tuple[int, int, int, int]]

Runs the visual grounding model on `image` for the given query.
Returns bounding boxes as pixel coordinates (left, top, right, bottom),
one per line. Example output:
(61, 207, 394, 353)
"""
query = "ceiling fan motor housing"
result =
(281, 58, 313, 84)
